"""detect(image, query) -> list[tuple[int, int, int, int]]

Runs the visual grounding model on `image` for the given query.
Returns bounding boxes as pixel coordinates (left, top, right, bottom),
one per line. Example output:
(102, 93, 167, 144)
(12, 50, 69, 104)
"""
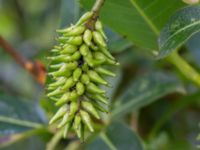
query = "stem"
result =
(0, 36, 46, 84)
(100, 132, 117, 150)
(0, 116, 43, 128)
(167, 51, 200, 86)
(92, 0, 105, 14)
(85, 0, 105, 30)
(46, 129, 63, 150)
(0, 36, 27, 67)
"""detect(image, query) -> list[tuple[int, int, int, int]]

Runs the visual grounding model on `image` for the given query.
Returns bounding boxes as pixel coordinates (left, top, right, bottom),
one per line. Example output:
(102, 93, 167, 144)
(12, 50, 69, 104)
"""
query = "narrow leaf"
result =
(158, 4, 200, 58)
(86, 122, 144, 150)
(112, 72, 185, 118)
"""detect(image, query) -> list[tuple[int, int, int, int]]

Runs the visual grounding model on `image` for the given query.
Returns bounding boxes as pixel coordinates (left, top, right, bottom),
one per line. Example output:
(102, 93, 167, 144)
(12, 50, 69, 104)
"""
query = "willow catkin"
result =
(46, 11, 119, 140)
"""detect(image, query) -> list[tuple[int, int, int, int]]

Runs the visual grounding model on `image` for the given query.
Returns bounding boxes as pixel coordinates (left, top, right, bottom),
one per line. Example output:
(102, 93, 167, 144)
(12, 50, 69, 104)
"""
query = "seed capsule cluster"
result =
(47, 11, 118, 140)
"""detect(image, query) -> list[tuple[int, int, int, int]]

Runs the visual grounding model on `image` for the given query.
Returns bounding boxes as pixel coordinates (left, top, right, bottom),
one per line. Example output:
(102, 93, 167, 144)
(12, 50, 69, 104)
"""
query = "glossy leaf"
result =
(112, 72, 185, 117)
(158, 4, 200, 58)
(0, 94, 46, 135)
(86, 122, 144, 150)
(81, 0, 184, 50)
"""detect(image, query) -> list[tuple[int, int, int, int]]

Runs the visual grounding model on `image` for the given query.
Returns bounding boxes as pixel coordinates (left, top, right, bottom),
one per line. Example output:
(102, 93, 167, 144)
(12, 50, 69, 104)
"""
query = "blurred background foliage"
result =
(0, 0, 200, 149)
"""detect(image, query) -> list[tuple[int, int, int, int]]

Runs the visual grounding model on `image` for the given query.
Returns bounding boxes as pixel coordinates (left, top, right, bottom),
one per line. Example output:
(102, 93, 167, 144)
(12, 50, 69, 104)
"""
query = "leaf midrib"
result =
(160, 20, 200, 48)
(130, 0, 160, 36)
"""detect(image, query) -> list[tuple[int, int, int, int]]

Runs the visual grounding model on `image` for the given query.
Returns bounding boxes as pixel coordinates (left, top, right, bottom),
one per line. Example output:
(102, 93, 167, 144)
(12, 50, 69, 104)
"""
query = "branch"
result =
(92, 0, 105, 15)
(0, 36, 46, 85)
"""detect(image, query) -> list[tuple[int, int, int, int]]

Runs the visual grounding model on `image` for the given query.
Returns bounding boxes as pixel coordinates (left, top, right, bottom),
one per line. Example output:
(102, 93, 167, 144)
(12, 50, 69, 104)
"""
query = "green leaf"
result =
(111, 72, 185, 118)
(158, 4, 200, 58)
(150, 91, 200, 138)
(81, 0, 184, 50)
(85, 122, 144, 150)
(0, 94, 45, 135)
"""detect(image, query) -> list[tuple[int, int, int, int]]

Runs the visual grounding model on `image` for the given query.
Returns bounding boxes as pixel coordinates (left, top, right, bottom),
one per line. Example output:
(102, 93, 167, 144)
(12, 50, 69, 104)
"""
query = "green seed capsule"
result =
(99, 47, 115, 60)
(47, 87, 63, 97)
(81, 74, 90, 85)
(83, 29, 92, 46)
(66, 61, 78, 70)
(49, 64, 67, 76)
(76, 82, 85, 95)
(81, 101, 100, 119)
(69, 101, 78, 115)
(95, 67, 116, 77)
(69, 90, 79, 101)
(82, 63, 89, 72)
(91, 101, 108, 113)
(90, 43, 99, 51)
(95, 20, 108, 41)
(87, 70, 108, 85)
(49, 63, 64, 69)
(62, 77, 75, 91)
(49, 105, 67, 124)
(49, 69, 72, 78)
(86, 82, 105, 94)
(71, 51, 81, 61)
(57, 37, 69, 43)
(61, 44, 77, 54)
(51, 48, 59, 53)
(73, 68, 82, 82)
(80, 110, 94, 132)
(48, 55, 71, 63)
(63, 123, 71, 139)
(73, 115, 82, 138)
(92, 31, 106, 47)
(94, 52, 107, 62)
(58, 112, 73, 128)
(76, 11, 93, 26)
(56, 25, 74, 33)
(66, 36, 82, 45)
(106, 58, 120, 66)
(48, 77, 66, 87)
(64, 26, 86, 37)
(79, 44, 89, 56)
(55, 92, 70, 106)
(84, 56, 105, 67)
(88, 94, 108, 104)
